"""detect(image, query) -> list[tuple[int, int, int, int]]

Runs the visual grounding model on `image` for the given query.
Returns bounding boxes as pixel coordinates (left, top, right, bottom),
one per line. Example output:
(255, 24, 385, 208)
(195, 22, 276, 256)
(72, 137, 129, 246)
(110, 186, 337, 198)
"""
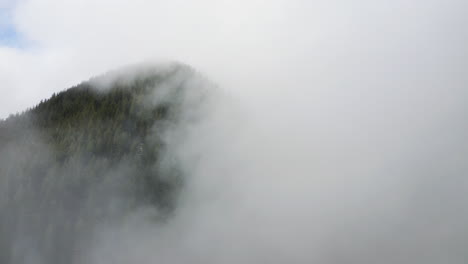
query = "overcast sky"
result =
(1, 1, 468, 263)
(0, 0, 466, 119)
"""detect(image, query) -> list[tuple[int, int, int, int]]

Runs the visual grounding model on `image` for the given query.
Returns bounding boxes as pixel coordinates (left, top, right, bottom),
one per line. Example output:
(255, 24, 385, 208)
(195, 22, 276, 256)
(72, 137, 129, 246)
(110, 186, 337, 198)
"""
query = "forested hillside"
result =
(0, 63, 204, 264)
(1, 67, 173, 161)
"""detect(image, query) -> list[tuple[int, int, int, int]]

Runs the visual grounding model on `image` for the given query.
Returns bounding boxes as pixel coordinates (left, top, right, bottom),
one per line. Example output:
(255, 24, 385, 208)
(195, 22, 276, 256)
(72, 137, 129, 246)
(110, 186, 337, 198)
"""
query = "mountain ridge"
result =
(0, 62, 207, 264)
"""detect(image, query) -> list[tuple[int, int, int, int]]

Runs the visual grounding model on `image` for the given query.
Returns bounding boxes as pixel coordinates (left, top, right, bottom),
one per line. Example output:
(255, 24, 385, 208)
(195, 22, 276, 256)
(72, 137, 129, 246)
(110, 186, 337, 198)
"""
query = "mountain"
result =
(0, 63, 210, 264)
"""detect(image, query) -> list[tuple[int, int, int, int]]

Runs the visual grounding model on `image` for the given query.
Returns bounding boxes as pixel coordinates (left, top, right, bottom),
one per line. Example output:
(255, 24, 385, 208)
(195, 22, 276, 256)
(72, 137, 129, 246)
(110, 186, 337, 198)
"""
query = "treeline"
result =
(0, 65, 188, 264)
(2, 76, 170, 160)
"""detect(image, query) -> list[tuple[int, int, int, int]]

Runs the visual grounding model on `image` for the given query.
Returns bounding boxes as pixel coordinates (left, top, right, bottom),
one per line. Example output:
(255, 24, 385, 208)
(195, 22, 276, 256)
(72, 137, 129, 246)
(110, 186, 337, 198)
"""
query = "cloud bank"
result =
(1, 0, 468, 263)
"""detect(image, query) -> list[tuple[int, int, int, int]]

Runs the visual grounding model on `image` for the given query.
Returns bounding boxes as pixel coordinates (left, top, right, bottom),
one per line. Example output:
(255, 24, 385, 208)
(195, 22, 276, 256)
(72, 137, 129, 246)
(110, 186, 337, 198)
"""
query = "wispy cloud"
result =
(0, 2, 468, 262)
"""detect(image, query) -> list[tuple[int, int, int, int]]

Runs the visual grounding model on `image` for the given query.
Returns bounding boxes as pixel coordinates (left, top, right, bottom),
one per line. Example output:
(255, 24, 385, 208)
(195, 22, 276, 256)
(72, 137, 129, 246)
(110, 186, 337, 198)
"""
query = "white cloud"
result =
(0, 0, 466, 117)
(1, 0, 468, 262)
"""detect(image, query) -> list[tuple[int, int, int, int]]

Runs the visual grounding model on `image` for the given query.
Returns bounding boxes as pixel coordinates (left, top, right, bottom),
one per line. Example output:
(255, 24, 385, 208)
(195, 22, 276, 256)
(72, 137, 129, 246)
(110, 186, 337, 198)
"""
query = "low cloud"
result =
(1, 0, 468, 263)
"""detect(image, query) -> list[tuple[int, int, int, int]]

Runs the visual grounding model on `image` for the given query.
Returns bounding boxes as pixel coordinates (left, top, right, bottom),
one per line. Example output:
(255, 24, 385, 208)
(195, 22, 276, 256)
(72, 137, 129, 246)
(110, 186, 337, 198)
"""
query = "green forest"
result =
(0, 65, 194, 264)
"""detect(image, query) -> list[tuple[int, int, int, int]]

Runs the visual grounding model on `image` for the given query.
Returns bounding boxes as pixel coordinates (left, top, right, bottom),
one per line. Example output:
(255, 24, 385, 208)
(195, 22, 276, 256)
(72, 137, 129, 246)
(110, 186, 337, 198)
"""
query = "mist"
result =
(1, 0, 468, 263)
(84, 65, 468, 263)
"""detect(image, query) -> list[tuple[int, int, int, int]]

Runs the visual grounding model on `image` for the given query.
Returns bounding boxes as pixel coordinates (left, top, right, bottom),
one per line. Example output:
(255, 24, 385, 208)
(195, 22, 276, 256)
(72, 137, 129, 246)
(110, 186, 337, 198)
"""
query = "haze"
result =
(1, 0, 468, 263)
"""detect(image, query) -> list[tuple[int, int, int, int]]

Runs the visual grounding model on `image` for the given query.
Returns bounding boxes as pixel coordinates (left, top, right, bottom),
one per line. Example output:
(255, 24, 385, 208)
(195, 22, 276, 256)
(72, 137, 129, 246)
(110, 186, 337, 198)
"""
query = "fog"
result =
(1, 0, 468, 263)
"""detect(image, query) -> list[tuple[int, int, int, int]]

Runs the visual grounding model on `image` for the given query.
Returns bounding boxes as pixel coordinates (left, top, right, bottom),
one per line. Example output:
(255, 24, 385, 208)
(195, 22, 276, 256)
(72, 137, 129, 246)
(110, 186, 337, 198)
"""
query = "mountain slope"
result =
(0, 63, 209, 264)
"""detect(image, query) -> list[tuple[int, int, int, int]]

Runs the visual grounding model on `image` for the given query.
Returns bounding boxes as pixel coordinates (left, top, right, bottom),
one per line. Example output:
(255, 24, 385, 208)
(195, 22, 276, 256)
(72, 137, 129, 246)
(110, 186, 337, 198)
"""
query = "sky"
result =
(0, 6, 18, 48)
(1, 1, 468, 263)
(1, 0, 465, 118)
